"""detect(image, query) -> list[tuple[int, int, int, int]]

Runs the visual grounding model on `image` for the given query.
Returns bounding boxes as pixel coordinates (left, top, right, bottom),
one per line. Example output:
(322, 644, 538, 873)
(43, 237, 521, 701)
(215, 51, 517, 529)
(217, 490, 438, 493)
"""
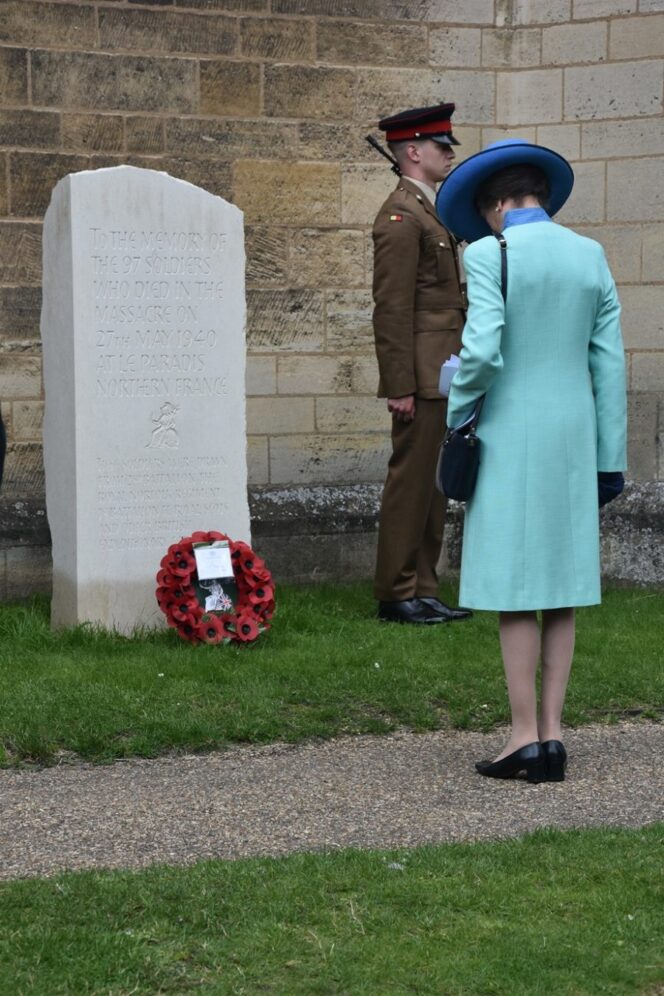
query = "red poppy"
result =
(208, 530, 230, 543)
(234, 612, 260, 642)
(250, 566, 272, 585)
(197, 614, 225, 644)
(176, 620, 200, 643)
(170, 552, 196, 578)
(190, 531, 210, 544)
(248, 585, 274, 606)
(171, 596, 200, 624)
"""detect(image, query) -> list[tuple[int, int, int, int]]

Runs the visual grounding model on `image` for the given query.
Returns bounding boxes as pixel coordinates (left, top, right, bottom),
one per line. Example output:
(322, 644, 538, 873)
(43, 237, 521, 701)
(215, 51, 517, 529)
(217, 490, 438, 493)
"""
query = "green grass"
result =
(1, 826, 662, 995)
(0, 584, 662, 766)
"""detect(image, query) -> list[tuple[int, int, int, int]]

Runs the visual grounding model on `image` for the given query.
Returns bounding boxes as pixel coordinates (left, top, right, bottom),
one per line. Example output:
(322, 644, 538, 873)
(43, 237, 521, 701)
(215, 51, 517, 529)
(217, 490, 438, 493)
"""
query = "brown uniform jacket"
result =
(372, 178, 466, 400)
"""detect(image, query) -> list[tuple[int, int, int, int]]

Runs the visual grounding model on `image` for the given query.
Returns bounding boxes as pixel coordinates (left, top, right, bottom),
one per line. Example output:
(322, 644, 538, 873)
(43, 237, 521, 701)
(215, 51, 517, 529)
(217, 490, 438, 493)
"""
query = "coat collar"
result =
(398, 176, 443, 225)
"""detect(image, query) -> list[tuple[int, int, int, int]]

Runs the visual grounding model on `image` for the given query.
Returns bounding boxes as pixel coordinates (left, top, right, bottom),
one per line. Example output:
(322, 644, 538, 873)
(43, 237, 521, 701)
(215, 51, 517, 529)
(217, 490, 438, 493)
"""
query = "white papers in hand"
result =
(439, 353, 460, 398)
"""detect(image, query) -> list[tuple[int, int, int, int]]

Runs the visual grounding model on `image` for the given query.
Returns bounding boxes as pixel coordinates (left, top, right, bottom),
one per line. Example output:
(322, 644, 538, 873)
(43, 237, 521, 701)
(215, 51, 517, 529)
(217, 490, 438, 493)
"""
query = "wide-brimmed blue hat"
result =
(435, 138, 574, 243)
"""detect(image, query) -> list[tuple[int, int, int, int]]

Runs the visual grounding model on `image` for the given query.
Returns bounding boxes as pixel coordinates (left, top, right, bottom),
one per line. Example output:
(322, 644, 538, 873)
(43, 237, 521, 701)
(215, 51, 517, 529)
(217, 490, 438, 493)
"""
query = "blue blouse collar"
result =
(502, 206, 552, 229)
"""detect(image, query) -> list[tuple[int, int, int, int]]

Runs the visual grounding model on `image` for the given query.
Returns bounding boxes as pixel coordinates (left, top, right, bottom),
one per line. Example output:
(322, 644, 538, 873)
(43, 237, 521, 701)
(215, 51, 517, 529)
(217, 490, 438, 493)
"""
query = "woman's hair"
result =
(474, 164, 550, 213)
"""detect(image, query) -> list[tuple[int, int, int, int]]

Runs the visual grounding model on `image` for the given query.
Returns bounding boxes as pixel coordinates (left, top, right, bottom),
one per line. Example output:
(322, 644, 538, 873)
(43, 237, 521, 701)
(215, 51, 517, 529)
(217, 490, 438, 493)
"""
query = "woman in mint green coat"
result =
(436, 140, 627, 784)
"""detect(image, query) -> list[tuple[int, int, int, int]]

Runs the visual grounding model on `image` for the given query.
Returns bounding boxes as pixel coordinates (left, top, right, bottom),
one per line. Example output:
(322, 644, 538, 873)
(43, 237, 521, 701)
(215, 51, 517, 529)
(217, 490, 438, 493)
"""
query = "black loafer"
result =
(417, 597, 473, 622)
(475, 742, 546, 783)
(377, 599, 445, 625)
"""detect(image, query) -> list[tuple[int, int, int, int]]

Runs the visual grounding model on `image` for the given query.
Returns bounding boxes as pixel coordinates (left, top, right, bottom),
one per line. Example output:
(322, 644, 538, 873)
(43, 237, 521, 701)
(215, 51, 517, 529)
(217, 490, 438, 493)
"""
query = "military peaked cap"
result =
(378, 102, 459, 146)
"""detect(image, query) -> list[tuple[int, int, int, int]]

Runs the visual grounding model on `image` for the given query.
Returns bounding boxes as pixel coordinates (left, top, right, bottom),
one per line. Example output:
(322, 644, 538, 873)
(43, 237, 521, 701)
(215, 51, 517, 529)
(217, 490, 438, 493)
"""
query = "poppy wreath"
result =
(156, 530, 275, 645)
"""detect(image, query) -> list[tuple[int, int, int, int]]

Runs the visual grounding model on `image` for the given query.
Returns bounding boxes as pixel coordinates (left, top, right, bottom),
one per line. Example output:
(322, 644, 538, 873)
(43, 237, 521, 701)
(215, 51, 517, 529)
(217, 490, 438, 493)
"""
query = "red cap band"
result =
(385, 120, 453, 141)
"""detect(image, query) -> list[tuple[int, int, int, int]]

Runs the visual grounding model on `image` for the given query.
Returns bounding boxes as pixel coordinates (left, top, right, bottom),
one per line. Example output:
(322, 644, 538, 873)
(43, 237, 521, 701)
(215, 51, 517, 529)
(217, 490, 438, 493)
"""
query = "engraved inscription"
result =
(89, 227, 228, 399)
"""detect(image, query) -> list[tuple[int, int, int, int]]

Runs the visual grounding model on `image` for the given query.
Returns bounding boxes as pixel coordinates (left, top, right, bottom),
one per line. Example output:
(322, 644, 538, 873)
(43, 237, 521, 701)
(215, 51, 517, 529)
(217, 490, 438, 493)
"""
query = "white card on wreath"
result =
(194, 541, 233, 580)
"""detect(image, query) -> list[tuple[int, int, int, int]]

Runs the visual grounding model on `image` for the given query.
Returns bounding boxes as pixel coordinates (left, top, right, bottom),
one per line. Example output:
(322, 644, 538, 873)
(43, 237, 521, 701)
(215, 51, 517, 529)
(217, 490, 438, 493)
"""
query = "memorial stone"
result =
(41, 166, 250, 632)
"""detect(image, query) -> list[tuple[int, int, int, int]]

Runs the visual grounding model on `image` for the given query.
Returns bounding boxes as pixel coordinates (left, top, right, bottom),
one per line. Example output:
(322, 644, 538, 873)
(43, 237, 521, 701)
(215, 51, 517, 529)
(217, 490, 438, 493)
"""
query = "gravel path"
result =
(1, 722, 662, 880)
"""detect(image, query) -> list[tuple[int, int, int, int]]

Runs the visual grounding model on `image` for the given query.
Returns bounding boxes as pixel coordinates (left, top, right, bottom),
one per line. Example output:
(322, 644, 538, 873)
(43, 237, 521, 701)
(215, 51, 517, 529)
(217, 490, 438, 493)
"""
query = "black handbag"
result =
(436, 234, 507, 502)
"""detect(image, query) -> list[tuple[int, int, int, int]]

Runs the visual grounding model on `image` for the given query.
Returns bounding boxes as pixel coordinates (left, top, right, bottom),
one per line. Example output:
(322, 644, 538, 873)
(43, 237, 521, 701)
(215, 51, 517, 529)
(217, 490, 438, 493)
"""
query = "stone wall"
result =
(0, 0, 662, 595)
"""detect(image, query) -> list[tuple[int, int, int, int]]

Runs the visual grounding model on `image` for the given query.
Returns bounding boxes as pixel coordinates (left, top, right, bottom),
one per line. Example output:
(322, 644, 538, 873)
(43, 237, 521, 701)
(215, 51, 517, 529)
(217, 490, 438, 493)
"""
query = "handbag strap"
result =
(495, 233, 507, 302)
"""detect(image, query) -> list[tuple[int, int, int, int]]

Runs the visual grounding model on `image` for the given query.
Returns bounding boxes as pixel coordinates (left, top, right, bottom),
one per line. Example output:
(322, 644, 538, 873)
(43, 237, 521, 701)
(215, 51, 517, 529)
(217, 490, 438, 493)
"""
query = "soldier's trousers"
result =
(374, 398, 448, 602)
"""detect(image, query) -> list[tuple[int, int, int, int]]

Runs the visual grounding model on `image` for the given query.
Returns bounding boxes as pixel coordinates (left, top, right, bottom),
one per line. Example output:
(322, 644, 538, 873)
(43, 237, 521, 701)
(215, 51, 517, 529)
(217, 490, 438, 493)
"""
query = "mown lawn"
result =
(1, 826, 662, 995)
(0, 583, 662, 766)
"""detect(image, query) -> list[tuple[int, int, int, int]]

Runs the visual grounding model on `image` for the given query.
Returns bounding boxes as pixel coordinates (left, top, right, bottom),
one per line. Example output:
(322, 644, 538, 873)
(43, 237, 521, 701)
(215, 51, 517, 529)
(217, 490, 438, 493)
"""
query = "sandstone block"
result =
(481, 28, 541, 68)
(481, 126, 537, 145)
(0, 355, 41, 399)
(247, 436, 269, 486)
(556, 161, 605, 224)
(326, 289, 374, 351)
(246, 356, 277, 396)
(564, 61, 663, 120)
(234, 162, 341, 225)
(631, 353, 664, 392)
(0, 158, 6, 216)
(127, 157, 233, 201)
(641, 224, 664, 283)
(272, 0, 494, 22)
(4, 546, 52, 601)
(248, 396, 314, 435)
(536, 123, 580, 161)
(0, 1, 96, 48)
(174, 0, 267, 9)
(352, 355, 379, 395)
(573, 224, 641, 283)
(167, 119, 299, 160)
(627, 393, 657, 481)
(542, 21, 607, 64)
(573, 0, 636, 16)
(0, 441, 44, 496)
(0, 287, 42, 340)
(12, 401, 44, 442)
(10, 153, 90, 218)
(277, 356, 354, 395)
(607, 158, 664, 221)
(341, 164, 394, 225)
(0, 223, 42, 283)
(200, 61, 261, 117)
(497, 69, 562, 124)
(269, 432, 390, 486)
(290, 229, 365, 288)
(317, 20, 427, 66)
(618, 286, 664, 349)
(430, 27, 482, 68)
(247, 289, 325, 351)
(264, 66, 356, 120)
(453, 127, 482, 161)
(0, 48, 28, 104)
(356, 68, 495, 124)
(32, 51, 198, 114)
(0, 111, 60, 151)
(241, 17, 315, 60)
(609, 14, 664, 59)
(316, 396, 387, 433)
(298, 122, 375, 163)
(245, 227, 289, 286)
(126, 117, 165, 154)
(99, 8, 238, 56)
(582, 118, 664, 159)
(61, 114, 125, 154)
(496, 0, 571, 23)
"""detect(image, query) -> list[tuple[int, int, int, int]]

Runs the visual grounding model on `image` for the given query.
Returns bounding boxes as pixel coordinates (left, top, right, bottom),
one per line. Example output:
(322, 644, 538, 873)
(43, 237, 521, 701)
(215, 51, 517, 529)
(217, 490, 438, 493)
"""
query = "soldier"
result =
(368, 102, 472, 625)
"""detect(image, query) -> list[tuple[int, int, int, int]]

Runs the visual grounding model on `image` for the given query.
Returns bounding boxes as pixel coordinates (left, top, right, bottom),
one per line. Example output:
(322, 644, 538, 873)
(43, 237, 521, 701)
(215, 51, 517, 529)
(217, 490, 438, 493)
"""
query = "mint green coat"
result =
(447, 218, 627, 611)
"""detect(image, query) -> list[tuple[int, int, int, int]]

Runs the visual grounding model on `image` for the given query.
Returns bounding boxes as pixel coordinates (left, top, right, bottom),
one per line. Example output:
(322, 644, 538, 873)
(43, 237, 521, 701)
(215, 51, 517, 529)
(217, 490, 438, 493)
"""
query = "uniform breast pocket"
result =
(424, 234, 455, 283)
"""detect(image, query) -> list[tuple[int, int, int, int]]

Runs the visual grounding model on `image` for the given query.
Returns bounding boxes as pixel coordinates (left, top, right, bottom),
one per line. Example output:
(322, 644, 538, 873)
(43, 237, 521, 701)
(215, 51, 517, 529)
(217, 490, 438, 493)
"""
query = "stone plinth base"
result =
(1, 482, 662, 603)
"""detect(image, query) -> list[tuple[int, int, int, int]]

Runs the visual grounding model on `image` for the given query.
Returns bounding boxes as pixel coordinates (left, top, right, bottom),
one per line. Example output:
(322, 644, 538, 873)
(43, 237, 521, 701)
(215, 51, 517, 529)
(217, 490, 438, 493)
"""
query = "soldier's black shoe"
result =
(377, 598, 446, 625)
(417, 597, 473, 621)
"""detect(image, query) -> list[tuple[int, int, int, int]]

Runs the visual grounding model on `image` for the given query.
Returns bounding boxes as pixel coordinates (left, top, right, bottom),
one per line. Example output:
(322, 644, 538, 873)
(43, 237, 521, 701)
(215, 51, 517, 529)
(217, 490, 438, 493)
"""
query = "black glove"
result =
(598, 471, 624, 508)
